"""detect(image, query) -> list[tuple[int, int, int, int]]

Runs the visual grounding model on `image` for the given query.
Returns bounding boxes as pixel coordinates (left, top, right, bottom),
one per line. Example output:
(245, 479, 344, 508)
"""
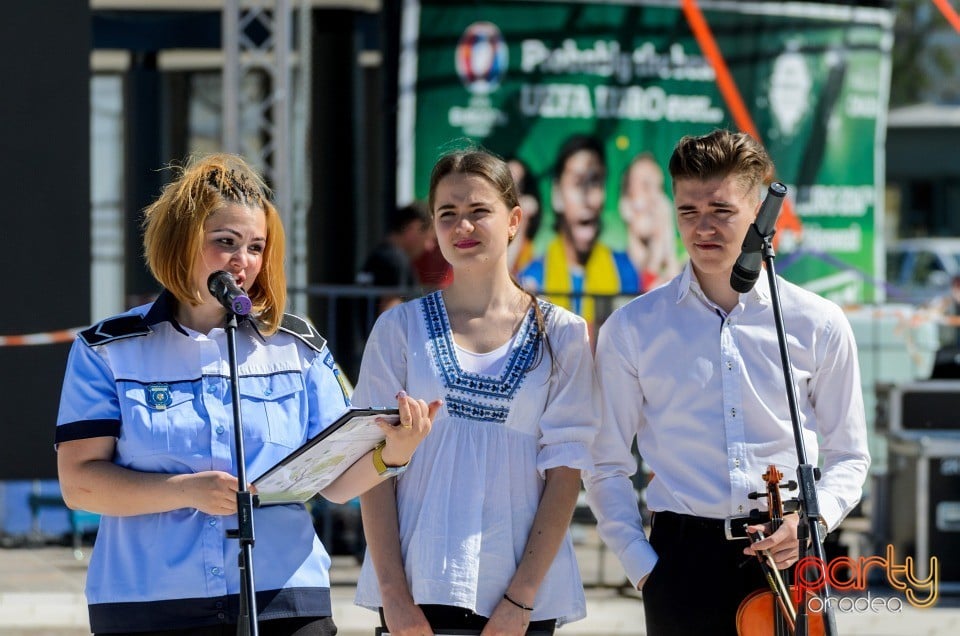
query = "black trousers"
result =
(97, 616, 337, 636)
(378, 604, 557, 635)
(642, 511, 772, 636)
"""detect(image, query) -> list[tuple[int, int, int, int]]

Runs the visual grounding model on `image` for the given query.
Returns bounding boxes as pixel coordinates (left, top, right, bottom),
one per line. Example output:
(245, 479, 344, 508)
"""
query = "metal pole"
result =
(273, 0, 293, 250)
(222, 0, 241, 154)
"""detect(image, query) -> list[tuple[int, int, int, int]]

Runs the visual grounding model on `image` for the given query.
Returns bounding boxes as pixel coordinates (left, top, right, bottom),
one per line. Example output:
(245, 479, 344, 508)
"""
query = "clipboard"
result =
(252, 407, 399, 505)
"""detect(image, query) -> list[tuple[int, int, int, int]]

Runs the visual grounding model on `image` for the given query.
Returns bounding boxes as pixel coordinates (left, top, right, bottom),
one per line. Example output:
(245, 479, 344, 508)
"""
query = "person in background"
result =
(585, 129, 870, 635)
(357, 202, 434, 316)
(412, 222, 454, 292)
(519, 134, 639, 328)
(929, 274, 960, 348)
(507, 156, 543, 276)
(354, 147, 600, 636)
(926, 274, 960, 378)
(56, 153, 438, 636)
(618, 152, 680, 291)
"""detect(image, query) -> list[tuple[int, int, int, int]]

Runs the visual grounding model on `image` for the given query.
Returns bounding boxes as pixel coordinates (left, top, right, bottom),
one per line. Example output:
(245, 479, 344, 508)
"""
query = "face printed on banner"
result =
(554, 148, 605, 262)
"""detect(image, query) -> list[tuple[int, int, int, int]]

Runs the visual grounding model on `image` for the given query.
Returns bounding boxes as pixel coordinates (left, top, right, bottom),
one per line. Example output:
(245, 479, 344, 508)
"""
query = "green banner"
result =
(398, 0, 894, 308)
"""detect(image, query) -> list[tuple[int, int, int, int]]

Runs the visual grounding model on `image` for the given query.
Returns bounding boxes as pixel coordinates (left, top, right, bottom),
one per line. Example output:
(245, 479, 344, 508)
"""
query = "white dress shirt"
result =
(352, 291, 600, 625)
(584, 263, 870, 588)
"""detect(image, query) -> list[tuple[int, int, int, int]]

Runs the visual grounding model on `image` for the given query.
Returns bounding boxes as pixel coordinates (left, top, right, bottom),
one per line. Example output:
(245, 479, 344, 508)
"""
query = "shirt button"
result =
(218, 612, 225, 620)
(211, 567, 221, 575)
(215, 425, 225, 435)
(207, 384, 217, 394)
(264, 388, 272, 396)
(726, 361, 733, 370)
(731, 408, 737, 417)
(209, 518, 217, 526)
(734, 458, 741, 468)
(739, 504, 744, 513)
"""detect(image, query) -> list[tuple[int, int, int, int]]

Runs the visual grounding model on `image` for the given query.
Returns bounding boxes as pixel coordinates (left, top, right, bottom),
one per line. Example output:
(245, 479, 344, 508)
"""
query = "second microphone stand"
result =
(224, 311, 260, 636)
(754, 227, 839, 636)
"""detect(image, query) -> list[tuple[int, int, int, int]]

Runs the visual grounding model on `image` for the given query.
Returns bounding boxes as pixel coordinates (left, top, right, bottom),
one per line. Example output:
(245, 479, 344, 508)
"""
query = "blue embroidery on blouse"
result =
(421, 291, 550, 424)
(444, 397, 510, 423)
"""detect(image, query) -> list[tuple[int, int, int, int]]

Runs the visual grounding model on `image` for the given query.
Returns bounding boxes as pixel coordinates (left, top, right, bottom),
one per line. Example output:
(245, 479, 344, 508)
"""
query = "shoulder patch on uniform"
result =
(279, 313, 327, 353)
(79, 315, 151, 346)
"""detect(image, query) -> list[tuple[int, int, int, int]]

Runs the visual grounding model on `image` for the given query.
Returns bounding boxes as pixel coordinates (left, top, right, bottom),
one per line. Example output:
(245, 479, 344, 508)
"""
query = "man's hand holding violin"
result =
(743, 511, 800, 570)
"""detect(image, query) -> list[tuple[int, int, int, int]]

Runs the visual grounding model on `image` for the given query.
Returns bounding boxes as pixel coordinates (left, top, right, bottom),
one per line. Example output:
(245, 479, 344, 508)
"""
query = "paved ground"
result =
(1, 526, 959, 635)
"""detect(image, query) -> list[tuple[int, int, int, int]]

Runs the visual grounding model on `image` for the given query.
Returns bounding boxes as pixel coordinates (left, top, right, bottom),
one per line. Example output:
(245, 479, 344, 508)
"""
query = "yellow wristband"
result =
(372, 440, 408, 477)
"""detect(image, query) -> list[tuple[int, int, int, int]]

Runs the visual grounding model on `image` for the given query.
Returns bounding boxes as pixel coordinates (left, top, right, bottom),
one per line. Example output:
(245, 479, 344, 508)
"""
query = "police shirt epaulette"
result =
(79, 315, 151, 346)
(279, 314, 327, 353)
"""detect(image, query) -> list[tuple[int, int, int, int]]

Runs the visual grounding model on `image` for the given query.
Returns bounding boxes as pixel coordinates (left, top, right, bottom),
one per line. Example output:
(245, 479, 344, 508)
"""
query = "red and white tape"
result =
(0, 329, 81, 347)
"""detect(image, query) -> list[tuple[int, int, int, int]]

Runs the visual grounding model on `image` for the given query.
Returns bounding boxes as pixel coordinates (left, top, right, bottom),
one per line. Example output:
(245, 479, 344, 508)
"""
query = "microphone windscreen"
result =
(730, 262, 759, 294)
(207, 271, 252, 316)
(231, 295, 253, 315)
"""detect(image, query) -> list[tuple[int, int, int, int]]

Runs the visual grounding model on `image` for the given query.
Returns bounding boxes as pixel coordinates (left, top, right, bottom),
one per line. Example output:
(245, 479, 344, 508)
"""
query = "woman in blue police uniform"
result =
(55, 153, 440, 636)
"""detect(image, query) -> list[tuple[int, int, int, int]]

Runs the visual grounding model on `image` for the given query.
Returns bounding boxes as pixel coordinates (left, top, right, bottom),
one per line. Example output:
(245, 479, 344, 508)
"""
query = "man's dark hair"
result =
(387, 201, 430, 234)
(668, 129, 773, 197)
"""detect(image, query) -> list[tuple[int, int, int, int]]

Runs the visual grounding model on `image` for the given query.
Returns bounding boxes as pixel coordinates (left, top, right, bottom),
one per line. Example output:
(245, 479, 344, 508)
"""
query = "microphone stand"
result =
(224, 311, 259, 636)
(755, 230, 839, 636)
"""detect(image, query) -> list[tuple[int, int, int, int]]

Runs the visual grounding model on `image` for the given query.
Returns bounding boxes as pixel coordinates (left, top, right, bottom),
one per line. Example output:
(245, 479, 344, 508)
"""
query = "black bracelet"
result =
(503, 593, 533, 611)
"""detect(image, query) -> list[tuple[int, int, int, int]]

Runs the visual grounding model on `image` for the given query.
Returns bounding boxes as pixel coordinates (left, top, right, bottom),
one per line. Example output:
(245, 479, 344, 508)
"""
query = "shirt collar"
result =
(142, 289, 266, 340)
(675, 262, 695, 303)
(751, 269, 772, 304)
(143, 289, 186, 334)
(674, 261, 773, 308)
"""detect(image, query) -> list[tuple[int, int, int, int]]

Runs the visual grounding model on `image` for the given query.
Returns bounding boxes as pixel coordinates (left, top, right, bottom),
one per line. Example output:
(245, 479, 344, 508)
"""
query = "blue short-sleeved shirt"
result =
(55, 291, 351, 633)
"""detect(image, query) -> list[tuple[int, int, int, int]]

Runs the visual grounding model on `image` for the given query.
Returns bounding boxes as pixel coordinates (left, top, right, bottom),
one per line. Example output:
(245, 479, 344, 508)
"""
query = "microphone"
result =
(730, 182, 788, 294)
(207, 270, 253, 316)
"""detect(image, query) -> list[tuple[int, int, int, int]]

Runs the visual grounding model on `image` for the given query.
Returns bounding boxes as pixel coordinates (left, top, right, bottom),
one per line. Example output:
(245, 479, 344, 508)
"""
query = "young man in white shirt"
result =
(584, 129, 870, 635)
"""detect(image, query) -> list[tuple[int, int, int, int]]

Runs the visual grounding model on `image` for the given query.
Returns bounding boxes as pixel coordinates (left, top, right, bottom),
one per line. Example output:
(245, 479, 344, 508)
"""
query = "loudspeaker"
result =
(885, 434, 960, 589)
(931, 346, 960, 379)
(876, 381, 960, 433)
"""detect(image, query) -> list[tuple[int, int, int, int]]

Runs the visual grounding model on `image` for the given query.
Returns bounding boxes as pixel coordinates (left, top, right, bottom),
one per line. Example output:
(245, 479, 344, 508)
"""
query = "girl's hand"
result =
(378, 391, 442, 467)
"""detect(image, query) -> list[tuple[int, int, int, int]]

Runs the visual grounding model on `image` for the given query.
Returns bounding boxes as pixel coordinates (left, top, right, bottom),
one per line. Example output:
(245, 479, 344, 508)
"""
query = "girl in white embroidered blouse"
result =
(352, 147, 601, 636)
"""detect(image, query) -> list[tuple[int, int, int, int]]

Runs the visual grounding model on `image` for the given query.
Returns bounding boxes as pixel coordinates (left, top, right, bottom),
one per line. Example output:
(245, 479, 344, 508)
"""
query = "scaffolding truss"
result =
(222, 0, 311, 313)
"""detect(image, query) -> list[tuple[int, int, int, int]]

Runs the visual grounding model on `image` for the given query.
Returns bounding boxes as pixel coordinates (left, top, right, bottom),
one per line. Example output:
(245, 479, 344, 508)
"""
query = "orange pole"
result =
(680, 0, 802, 238)
(932, 0, 960, 33)
(681, 0, 760, 140)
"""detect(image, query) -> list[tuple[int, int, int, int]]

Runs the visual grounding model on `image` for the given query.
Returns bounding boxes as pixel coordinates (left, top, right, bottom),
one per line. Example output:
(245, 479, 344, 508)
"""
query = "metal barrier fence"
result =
(297, 283, 943, 412)
(296, 283, 634, 382)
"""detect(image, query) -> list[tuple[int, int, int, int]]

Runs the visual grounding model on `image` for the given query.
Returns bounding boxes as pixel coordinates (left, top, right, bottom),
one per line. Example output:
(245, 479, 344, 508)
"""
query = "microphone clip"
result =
(741, 222, 776, 257)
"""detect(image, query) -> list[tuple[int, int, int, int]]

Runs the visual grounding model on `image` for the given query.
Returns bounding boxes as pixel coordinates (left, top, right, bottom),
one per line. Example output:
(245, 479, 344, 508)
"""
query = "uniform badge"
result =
(333, 368, 351, 406)
(147, 383, 172, 410)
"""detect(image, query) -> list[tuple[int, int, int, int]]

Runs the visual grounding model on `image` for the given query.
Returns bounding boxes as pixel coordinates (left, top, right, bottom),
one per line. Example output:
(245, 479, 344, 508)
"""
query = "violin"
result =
(735, 465, 825, 636)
